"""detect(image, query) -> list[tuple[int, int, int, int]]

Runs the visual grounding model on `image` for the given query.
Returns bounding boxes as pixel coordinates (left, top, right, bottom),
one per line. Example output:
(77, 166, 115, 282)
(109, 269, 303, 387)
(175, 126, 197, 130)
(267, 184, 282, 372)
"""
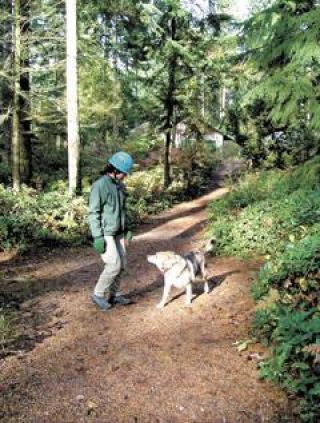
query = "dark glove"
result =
(93, 236, 105, 254)
(125, 230, 133, 243)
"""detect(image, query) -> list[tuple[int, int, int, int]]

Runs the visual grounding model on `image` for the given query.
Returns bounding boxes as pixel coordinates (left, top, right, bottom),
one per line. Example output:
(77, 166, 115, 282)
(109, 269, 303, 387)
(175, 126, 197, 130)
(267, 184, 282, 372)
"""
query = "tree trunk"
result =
(12, 0, 21, 190)
(219, 85, 226, 121)
(0, 1, 12, 173)
(66, 0, 80, 196)
(111, 17, 119, 142)
(164, 130, 172, 188)
(19, 0, 32, 184)
(56, 134, 61, 150)
(163, 15, 177, 188)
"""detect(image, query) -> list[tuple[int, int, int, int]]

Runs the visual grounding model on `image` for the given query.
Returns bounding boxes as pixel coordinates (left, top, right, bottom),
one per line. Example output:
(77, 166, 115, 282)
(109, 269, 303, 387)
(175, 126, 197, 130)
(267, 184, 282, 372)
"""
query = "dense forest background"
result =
(1, 0, 318, 195)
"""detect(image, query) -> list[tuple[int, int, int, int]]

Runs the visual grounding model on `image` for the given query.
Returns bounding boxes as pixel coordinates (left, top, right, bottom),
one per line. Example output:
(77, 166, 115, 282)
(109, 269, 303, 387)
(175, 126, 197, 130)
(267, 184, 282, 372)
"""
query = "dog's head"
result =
(203, 237, 217, 254)
(147, 251, 183, 273)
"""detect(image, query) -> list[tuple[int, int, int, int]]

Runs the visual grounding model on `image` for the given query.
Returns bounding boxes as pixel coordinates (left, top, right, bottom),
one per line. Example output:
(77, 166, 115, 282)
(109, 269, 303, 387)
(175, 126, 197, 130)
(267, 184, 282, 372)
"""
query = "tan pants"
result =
(94, 235, 127, 298)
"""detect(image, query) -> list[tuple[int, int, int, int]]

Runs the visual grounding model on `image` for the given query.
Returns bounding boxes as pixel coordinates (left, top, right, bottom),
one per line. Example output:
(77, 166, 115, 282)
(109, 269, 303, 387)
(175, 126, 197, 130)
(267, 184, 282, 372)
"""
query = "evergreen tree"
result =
(138, 0, 213, 186)
(240, 0, 320, 165)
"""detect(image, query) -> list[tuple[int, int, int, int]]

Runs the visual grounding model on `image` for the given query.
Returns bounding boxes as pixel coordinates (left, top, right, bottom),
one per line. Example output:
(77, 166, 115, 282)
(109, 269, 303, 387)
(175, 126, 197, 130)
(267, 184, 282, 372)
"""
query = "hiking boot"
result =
(91, 294, 112, 311)
(111, 294, 132, 305)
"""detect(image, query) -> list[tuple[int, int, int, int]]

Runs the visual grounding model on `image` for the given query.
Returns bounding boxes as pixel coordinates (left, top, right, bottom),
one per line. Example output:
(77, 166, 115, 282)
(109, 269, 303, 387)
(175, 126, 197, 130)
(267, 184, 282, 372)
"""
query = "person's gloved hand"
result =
(93, 236, 105, 254)
(125, 231, 133, 243)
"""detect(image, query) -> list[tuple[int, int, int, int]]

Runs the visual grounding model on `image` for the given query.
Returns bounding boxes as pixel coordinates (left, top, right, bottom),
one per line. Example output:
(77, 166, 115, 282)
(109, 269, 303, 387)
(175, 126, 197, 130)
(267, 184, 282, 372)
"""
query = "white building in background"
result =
(175, 122, 187, 148)
(204, 129, 224, 149)
(175, 122, 228, 150)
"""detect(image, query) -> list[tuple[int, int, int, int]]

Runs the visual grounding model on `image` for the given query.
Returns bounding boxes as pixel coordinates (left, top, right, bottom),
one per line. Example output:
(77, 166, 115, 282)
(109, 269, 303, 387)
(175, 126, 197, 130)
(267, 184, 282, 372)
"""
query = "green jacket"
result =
(88, 175, 129, 238)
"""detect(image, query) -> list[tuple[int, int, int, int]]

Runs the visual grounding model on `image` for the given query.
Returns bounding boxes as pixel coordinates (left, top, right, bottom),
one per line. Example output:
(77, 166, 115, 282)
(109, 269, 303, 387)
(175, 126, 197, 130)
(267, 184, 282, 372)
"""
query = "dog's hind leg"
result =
(200, 260, 209, 293)
(185, 283, 193, 306)
(156, 280, 171, 309)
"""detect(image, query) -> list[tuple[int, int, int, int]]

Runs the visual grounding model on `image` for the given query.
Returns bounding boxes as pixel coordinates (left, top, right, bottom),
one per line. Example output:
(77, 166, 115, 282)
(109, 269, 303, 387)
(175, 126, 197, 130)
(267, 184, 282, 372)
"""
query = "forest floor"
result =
(0, 173, 298, 422)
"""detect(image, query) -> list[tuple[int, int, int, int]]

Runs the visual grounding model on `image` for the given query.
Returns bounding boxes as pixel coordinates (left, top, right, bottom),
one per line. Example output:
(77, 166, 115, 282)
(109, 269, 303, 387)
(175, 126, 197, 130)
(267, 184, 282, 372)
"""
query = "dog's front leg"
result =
(156, 280, 171, 309)
(200, 260, 207, 281)
(185, 283, 193, 307)
(200, 261, 209, 293)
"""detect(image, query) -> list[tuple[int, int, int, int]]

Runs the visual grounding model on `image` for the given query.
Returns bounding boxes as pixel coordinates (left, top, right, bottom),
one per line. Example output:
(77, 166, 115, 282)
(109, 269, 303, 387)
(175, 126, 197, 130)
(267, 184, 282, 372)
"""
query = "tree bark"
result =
(19, 0, 32, 183)
(66, 0, 81, 196)
(163, 15, 177, 188)
(12, 0, 21, 190)
(219, 85, 226, 121)
(0, 1, 12, 172)
(56, 134, 61, 150)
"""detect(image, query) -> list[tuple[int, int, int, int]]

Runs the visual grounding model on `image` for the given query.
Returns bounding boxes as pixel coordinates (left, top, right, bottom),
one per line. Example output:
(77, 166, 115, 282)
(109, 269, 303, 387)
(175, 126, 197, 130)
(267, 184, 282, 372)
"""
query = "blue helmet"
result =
(108, 151, 134, 174)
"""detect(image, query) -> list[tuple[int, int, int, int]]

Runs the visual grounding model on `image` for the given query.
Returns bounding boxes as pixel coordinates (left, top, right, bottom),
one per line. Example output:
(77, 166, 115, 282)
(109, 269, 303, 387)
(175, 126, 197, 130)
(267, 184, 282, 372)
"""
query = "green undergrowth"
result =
(0, 154, 218, 253)
(207, 156, 320, 422)
(0, 310, 19, 358)
(208, 157, 320, 257)
(0, 185, 89, 252)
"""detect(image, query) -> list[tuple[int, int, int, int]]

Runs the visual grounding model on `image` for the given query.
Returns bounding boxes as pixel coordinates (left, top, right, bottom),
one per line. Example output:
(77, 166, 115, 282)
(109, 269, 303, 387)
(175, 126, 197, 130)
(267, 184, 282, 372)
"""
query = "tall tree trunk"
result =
(56, 134, 61, 150)
(219, 85, 226, 121)
(164, 15, 177, 188)
(164, 131, 171, 188)
(0, 0, 12, 172)
(19, 0, 32, 183)
(111, 17, 119, 142)
(66, 0, 80, 196)
(12, 0, 21, 190)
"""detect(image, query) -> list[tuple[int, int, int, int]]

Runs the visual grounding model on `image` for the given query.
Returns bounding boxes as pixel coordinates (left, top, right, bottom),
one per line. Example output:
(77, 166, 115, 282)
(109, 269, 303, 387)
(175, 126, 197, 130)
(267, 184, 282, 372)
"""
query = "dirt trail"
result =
(0, 187, 295, 423)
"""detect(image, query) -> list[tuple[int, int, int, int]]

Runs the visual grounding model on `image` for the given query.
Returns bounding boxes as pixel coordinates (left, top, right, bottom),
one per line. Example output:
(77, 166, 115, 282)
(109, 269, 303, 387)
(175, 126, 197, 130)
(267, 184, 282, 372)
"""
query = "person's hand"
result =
(124, 231, 133, 248)
(93, 236, 105, 254)
(126, 231, 133, 242)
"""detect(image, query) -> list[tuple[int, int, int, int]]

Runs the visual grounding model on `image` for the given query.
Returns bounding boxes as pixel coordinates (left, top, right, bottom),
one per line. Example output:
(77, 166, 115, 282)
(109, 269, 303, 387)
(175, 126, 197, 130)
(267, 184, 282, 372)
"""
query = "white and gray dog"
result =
(147, 239, 215, 308)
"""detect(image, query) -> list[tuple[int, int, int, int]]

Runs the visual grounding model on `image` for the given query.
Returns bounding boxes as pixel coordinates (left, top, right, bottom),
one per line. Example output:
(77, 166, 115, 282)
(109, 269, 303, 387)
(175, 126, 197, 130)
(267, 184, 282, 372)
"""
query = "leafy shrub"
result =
(206, 158, 320, 421)
(207, 158, 320, 258)
(287, 156, 320, 191)
(123, 132, 161, 160)
(252, 232, 320, 422)
(253, 302, 320, 422)
(0, 312, 18, 354)
(208, 190, 320, 257)
(252, 229, 320, 300)
(126, 166, 192, 224)
(209, 157, 320, 224)
(0, 185, 89, 252)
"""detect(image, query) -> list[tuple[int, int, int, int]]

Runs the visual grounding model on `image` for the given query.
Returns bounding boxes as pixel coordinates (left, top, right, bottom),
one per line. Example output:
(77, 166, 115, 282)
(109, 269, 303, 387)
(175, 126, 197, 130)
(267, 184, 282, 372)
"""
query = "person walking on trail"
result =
(88, 151, 134, 311)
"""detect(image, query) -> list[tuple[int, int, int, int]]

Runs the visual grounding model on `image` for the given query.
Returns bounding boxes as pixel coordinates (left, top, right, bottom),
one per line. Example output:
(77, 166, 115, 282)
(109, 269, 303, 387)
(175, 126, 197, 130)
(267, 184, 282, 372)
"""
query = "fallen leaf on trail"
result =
(233, 338, 257, 352)
(247, 352, 264, 362)
(87, 400, 98, 411)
